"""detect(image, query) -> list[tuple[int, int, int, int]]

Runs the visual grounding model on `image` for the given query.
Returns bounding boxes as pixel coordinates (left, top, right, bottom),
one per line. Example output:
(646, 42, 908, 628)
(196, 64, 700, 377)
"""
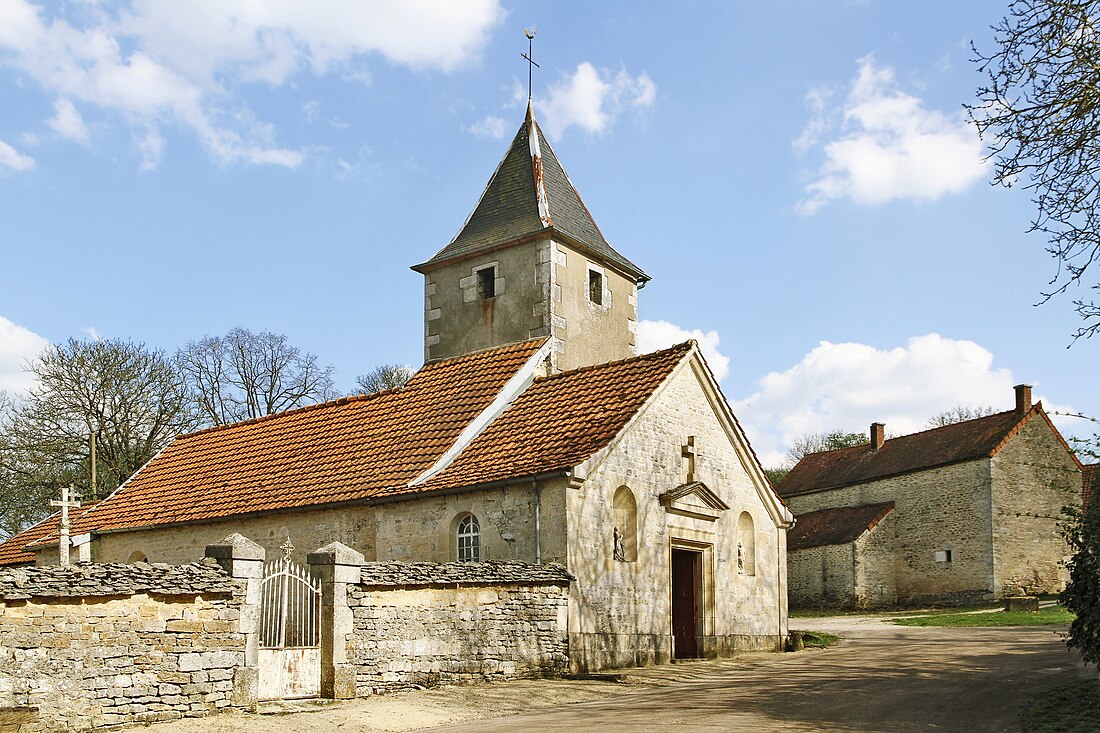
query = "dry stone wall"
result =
(0, 561, 247, 732)
(347, 561, 572, 693)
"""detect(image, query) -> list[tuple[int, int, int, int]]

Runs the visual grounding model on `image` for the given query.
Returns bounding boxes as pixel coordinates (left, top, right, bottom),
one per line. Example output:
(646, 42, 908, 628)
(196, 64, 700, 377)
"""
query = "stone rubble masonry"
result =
(0, 559, 248, 732)
(346, 560, 572, 694)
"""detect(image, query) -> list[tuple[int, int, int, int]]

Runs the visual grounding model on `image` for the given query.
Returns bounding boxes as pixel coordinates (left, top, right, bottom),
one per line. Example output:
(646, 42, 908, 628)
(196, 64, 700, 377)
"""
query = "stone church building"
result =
(779, 385, 1082, 609)
(4, 104, 793, 671)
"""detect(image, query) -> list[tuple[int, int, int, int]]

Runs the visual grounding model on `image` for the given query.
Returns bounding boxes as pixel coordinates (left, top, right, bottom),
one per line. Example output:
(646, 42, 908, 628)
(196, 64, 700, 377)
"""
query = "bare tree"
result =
(766, 429, 870, 486)
(0, 339, 196, 536)
(970, 0, 1100, 340)
(926, 404, 997, 428)
(355, 364, 413, 395)
(177, 328, 337, 426)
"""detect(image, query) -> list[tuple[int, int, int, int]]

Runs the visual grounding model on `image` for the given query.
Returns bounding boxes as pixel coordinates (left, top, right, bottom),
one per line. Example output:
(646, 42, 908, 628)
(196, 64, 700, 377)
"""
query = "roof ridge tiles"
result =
(422, 337, 548, 368)
(800, 407, 1023, 460)
(533, 340, 693, 384)
(179, 389, 400, 439)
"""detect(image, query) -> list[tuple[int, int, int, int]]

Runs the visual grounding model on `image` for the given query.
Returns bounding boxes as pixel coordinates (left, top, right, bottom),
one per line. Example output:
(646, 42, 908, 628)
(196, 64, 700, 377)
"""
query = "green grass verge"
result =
(793, 630, 840, 648)
(890, 606, 1074, 627)
(791, 603, 1002, 618)
(1024, 678, 1100, 733)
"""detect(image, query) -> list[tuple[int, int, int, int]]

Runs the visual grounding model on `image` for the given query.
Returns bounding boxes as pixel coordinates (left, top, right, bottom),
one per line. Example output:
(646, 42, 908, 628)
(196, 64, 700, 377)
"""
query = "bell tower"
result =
(411, 103, 649, 372)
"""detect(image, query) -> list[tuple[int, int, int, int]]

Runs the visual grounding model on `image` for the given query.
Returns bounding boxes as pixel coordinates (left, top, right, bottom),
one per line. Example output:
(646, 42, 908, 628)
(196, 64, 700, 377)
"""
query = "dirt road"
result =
(149, 617, 1092, 733)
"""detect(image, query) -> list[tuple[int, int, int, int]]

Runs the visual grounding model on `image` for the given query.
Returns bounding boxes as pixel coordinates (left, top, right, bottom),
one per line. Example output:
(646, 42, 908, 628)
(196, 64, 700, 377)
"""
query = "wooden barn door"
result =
(671, 548, 701, 659)
(258, 549, 321, 700)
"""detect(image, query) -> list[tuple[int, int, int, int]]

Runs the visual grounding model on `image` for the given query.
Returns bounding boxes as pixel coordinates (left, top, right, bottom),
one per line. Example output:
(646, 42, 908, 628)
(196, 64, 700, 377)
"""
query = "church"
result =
(6, 104, 792, 670)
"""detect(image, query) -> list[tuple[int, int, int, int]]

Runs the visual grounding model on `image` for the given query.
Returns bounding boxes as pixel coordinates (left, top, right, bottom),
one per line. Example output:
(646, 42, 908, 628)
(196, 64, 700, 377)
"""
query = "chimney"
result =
(870, 422, 885, 450)
(1015, 384, 1033, 414)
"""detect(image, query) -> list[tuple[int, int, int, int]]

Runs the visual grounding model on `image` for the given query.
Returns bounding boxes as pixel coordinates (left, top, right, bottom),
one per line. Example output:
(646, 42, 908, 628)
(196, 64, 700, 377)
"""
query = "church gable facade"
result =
(3, 104, 792, 673)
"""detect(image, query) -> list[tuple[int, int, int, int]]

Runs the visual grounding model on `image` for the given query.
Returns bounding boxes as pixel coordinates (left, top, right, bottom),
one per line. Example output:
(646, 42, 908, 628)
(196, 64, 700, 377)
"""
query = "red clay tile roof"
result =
(1084, 464, 1097, 508)
(777, 407, 1060, 498)
(0, 502, 99, 566)
(787, 502, 895, 551)
(387, 342, 694, 496)
(44, 339, 547, 540)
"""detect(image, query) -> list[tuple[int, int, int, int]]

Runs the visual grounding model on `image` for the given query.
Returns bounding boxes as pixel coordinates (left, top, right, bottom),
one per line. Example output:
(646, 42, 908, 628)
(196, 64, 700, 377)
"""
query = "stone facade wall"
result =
(787, 544, 854, 609)
(989, 416, 1081, 596)
(0, 563, 246, 732)
(786, 459, 994, 606)
(567, 361, 787, 671)
(346, 579, 569, 693)
(91, 483, 568, 570)
(853, 511, 898, 607)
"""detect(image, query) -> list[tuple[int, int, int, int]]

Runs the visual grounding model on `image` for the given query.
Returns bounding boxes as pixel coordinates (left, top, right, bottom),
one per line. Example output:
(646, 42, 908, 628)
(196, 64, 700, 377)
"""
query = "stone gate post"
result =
(308, 542, 363, 699)
(205, 533, 266, 709)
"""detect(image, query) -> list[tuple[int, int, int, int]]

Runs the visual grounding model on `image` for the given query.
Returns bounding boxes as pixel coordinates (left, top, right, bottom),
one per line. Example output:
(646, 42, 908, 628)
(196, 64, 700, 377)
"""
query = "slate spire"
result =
(413, 105, 648, 283)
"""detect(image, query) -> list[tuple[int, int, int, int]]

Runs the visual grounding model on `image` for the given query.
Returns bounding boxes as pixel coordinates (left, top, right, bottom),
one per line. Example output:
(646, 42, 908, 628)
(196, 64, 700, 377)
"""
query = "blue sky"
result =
(0, 0, 1095, 466)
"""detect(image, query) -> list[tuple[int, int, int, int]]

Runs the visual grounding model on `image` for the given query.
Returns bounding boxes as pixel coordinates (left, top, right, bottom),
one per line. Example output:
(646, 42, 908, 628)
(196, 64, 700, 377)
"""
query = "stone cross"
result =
(50, 484, 81, 566)
(682, 436, 697, 483)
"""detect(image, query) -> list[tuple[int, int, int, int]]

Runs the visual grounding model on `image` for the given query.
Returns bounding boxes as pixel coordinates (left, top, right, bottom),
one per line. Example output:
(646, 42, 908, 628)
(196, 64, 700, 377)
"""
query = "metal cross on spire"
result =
(50, 484, 82, 566)
(522, 28, 539, 102)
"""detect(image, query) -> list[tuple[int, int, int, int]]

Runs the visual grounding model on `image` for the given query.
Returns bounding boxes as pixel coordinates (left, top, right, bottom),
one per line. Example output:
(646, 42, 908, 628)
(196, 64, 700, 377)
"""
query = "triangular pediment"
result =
(659, 481, 729, 521)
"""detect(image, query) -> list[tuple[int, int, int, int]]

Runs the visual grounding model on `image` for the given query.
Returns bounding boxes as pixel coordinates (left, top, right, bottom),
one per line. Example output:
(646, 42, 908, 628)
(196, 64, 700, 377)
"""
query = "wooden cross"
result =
(522, 28, 540, 102)
(50, 484, 82, 566)
(682, 436, 697, 483)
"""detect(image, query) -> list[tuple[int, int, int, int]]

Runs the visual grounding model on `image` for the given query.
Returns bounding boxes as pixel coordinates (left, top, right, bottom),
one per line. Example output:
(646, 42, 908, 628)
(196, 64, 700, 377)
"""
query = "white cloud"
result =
(0, 0, 503, 168)
(637, 319, 729, 382)
(81, 326, 100, 341)
(0, 138, 34, 171)
(731, 334, 1039, 467)
(796, 54, 986, 214)
(0, 316, 49, 394)
(47, 97, 88, 141)
(539, 62, 655, 138)
(467, 114, 508, 140)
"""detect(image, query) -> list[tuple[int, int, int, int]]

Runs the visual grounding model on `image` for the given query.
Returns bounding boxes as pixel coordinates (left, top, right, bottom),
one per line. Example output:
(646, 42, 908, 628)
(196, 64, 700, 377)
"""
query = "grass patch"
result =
(791, 603, 1001, 619)
(1024, 678, 1100, 733)
(793, 630, 840, 648)
(891, 606, 1074, 627)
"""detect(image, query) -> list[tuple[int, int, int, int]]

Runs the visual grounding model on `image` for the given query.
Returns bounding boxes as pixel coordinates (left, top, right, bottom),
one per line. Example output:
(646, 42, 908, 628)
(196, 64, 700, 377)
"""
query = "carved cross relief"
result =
(681, 436, 697, 484)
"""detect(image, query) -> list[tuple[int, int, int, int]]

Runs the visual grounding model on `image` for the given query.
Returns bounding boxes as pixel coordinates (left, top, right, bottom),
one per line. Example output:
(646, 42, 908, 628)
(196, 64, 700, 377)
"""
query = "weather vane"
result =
(522, 27, 539, 102)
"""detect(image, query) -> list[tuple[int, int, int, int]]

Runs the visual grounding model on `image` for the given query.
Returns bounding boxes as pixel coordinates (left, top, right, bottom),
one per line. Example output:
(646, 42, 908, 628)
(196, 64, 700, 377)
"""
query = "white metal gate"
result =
(258, 539, 321, 700)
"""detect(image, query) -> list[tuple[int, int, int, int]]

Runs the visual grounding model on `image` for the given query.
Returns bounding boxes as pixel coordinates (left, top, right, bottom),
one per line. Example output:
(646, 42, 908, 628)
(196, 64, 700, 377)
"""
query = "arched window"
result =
(737, 512, 756, 576)
(456, 514, 481, 563)
(613, 486, 638, 562)
(128, 551, 148, 564)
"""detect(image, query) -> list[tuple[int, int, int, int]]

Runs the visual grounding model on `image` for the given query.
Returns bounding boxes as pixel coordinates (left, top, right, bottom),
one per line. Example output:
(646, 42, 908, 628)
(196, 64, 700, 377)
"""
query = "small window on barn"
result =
(613, 486, 638, 562)
(128, 551, 148, 564)
(456, 513, 481, 562)
(477, 267, 496, 299)
(588, 268, 603, 305)
(737, 512, 756, 576)
(935, 548, 954, 563)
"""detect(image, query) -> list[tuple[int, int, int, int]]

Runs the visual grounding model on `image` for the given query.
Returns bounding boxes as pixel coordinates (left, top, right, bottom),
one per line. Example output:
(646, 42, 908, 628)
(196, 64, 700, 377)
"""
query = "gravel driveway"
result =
(147, 616, 1093, 733)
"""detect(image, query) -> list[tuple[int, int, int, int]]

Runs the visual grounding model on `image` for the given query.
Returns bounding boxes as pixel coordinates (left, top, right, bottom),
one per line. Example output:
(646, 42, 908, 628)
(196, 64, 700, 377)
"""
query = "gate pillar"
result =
(205, 533, 266, 709)
(308, 542, 363, 699)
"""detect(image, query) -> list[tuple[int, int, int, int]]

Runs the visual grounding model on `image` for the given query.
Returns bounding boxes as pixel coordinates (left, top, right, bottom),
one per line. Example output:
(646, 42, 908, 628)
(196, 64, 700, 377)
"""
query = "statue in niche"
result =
(613, 526, 626, 561)
(737, 541, 745, 574)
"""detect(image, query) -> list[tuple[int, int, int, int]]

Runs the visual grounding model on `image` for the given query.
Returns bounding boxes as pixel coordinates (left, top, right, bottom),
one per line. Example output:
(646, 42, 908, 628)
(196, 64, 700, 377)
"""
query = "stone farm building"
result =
(778, 385, 1083, 609)
(1, 104, 793, 674)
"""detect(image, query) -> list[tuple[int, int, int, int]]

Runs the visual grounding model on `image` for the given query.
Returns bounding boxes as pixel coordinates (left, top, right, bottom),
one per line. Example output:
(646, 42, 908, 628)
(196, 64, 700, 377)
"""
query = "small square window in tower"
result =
(477, 267, 496, 299)
(588, 269, 603, 305)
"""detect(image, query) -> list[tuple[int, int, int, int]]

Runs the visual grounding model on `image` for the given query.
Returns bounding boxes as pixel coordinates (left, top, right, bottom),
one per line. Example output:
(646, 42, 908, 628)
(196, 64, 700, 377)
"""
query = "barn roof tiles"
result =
(787, 502, 895, 551)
